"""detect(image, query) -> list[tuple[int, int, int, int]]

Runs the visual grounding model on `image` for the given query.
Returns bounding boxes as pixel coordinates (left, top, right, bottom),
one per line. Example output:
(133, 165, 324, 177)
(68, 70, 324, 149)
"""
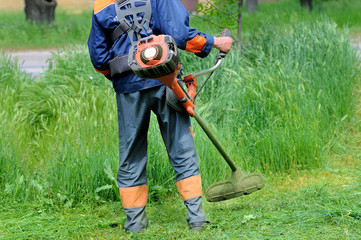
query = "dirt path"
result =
(8, 50, 54, 78)
(352, 40, 361, 56)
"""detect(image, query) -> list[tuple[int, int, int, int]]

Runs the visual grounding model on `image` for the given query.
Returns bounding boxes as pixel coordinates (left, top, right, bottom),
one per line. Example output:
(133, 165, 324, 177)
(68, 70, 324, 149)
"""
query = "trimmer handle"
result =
(217, 29, 232, 59)
(221, 29, 232, 37)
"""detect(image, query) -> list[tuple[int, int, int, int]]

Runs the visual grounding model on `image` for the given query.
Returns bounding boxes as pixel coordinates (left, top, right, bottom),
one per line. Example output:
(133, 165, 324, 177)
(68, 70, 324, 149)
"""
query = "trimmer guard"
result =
(205, 168, 265, 202)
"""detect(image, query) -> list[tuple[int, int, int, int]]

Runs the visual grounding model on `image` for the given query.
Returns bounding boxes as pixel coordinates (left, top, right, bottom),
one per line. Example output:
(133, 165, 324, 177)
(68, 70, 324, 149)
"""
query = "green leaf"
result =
(95, 185, 113, 193)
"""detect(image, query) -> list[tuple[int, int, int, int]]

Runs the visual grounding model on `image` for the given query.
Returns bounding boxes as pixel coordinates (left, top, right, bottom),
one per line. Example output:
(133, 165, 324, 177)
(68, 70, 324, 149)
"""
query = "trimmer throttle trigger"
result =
(184, 74, 197, 103)
(221, 29, 232, 37)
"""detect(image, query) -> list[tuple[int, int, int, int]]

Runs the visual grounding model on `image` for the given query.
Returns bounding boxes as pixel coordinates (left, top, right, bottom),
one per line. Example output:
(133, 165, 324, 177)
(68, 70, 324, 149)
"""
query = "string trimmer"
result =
(128, 30, 265, 202)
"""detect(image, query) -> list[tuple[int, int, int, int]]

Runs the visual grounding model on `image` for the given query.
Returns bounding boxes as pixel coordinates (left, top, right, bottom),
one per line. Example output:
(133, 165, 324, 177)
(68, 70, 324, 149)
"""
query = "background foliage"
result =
(0, 0, 360, 50)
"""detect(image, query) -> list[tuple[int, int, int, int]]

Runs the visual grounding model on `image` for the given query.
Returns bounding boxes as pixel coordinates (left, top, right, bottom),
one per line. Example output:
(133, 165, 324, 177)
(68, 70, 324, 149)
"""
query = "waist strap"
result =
(109, 54, 132, 78)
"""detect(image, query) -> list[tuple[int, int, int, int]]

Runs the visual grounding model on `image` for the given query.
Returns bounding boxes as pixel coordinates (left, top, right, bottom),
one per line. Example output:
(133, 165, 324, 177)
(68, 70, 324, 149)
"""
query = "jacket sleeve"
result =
(154, 0, 214, 58)
(87, 11, 112, 78)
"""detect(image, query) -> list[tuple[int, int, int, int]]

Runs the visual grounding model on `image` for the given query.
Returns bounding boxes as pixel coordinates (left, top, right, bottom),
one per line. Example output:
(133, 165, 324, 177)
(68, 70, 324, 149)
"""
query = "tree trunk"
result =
(246, 0, 258, 13)
(237, 0, 243, 49)
(24, 0, 57, 23)
(300, 0, 313, 11)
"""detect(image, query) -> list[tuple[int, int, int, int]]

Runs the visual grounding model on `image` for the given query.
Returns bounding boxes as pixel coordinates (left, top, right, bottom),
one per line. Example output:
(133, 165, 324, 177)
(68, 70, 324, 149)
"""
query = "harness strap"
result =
(113, 0, 152, 45)
(109, 0, 152, 78)
(111, 20, 131, 43)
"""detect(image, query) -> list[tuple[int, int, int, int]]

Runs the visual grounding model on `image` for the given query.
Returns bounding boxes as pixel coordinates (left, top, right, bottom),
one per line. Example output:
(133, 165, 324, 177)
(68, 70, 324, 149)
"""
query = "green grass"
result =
(0, 10, 92, 50)
(188, 19, 360, 176)
(193, 0, 361, 38)
(0, 0, 360, 50)
(1, 151, 360, 239)
(0, 3, 360, 238)
(0, 18, 360, 204)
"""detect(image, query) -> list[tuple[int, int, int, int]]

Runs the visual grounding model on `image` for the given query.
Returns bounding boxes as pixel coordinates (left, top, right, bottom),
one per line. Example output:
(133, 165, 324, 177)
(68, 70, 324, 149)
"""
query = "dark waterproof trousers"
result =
(116, 85, 207, 232)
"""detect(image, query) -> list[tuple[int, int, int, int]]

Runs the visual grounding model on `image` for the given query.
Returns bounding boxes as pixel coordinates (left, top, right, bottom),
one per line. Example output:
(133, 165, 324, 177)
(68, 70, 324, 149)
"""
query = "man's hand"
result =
(213, 37, 234, 53)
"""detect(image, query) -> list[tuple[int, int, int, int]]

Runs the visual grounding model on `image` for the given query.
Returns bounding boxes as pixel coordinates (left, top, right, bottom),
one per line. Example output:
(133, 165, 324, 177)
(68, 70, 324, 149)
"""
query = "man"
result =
(88, 0, 233, 233)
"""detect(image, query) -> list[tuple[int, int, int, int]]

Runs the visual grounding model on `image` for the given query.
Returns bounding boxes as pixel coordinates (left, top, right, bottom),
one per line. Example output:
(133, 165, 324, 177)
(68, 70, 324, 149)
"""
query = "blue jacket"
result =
(88, 0, 214, 93)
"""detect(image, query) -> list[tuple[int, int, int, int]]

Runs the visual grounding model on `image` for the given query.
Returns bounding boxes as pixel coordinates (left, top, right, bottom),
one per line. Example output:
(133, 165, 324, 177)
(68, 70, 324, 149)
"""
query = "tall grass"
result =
(0, 48, 119, 203)
(0, 18, 360, 203)
(193, 18, 360, 179)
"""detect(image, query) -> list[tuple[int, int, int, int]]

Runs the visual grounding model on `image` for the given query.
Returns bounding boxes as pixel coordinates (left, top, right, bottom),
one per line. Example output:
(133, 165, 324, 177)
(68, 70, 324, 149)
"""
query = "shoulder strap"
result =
(112, 0, 152, 44)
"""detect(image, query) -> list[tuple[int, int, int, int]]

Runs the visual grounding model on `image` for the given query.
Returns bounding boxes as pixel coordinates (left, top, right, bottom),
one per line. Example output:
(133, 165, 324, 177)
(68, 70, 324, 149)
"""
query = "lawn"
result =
(1, 147, 360, 239)
(0, 0, 361, 238)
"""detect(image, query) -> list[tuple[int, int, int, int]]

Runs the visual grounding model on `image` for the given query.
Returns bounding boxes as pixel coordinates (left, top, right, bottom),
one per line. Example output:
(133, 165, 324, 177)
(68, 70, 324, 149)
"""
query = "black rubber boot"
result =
(123, 206, 148, 233)
(184, 196, 209, 231)
(189, 221, 210, 231)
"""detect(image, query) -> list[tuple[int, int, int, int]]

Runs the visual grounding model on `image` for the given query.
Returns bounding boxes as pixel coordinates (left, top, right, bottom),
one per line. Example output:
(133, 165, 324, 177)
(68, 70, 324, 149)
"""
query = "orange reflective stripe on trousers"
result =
(176, 175, 202, 201)
(119, 185, 148, 209)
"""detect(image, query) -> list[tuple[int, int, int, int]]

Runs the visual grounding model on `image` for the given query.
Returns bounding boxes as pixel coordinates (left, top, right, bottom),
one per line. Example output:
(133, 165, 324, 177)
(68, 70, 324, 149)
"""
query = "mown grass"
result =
(0, 18, 360, 206)
(1, 150, 360, 239)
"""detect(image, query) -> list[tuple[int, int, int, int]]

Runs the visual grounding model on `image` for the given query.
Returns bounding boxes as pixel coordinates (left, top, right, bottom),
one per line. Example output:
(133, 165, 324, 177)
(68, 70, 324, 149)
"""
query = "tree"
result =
(300, 0, 313, 11)
(197, 0, 244, 49)
(24, 0, 57, 23)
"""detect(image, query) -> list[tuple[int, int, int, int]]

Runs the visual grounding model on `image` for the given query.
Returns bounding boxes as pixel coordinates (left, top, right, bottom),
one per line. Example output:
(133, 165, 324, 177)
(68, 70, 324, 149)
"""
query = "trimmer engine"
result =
(128, 35, 180, 79)
(128, 34, 195, 116)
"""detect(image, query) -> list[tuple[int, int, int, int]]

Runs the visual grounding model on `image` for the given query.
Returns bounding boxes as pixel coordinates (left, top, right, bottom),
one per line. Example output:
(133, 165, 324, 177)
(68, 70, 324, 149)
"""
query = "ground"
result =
(1, 150, 360, 239)
(2, 39, 361, 240)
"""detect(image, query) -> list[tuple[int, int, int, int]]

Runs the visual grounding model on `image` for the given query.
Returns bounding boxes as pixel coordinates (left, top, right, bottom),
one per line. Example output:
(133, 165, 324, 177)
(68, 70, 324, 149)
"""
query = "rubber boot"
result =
(123, 206, 148, 233)
(184, 196, 209, 231)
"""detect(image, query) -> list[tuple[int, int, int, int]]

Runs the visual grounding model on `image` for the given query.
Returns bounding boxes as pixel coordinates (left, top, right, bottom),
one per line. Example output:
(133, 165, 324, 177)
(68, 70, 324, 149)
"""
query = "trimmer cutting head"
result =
(205, 168, 265, 202)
